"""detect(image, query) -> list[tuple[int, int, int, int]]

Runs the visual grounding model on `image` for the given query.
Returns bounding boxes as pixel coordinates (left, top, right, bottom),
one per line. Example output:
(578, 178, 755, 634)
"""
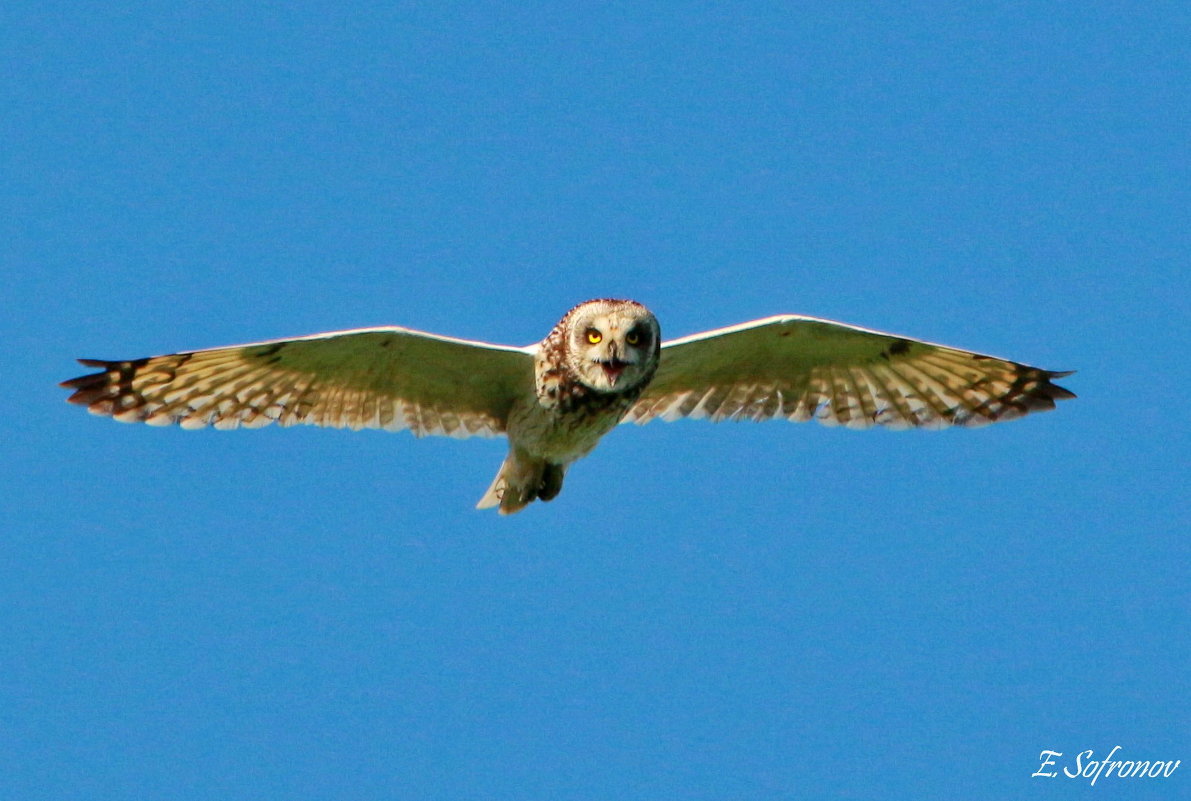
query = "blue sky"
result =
(3, 2, 1187, 799)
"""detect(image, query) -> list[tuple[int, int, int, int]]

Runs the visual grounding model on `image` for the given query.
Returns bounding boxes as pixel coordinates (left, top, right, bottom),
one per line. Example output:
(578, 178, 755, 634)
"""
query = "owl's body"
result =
(479, 299, 660, 512)
(61, 299, 1074, 514)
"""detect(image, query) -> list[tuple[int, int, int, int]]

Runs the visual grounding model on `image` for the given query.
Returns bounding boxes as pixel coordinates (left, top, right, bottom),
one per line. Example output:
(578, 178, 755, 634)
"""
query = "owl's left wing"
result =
(623, 315, 1074, 429)
(62, 327, 534, 437)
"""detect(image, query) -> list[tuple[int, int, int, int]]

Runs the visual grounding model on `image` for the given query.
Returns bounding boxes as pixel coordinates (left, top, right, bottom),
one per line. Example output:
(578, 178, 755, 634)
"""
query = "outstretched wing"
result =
(61, 327, 535, 437)
(624, 315, 1075, 430)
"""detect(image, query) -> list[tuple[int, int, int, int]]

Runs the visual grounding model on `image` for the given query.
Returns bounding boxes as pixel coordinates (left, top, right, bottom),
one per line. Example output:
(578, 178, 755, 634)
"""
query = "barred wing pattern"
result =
(61, 327, 534, 437)
(624, 316, 1075, 430)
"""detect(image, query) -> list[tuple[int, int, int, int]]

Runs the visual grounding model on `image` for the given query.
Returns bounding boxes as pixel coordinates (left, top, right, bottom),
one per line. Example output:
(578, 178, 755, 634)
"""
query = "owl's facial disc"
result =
(563, 301, 661, 393)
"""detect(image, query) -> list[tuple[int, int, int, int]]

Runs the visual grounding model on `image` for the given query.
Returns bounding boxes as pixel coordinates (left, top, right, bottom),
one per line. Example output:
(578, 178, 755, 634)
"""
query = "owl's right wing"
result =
(61, 327, 535, 437)
(624, 315, 1074, 429)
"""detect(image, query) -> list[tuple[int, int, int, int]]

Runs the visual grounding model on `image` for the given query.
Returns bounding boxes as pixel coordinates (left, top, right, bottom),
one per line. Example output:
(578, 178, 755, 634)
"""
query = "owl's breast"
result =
(506, 385, 641, 464)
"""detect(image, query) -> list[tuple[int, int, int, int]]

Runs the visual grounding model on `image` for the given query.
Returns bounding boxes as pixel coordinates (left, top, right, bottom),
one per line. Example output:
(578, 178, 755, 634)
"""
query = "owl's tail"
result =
(476, 449, 565, 515)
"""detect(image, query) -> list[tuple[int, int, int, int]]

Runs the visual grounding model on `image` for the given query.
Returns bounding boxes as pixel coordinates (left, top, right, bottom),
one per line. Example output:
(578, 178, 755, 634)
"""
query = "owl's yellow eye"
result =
(625, 331, 640, 345)
(586, 329, 602, 344)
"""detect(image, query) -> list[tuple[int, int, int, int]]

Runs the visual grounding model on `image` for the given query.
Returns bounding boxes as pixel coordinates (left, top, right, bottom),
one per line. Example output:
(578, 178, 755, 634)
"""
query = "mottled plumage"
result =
(61, 298, 1075, 513)
(480, 299, 660, 512)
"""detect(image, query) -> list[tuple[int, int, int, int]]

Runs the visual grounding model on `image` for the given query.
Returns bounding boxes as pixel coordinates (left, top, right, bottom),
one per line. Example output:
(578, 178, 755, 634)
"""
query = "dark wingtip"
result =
(1045, 369, 1077, 401)
(60, 359, 116, 401)
(60, 366, 105, 391)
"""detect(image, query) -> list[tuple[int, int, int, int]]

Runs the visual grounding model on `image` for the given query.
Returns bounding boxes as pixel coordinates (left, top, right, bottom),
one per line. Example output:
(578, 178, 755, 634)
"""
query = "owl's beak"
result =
(600, 359, 627, 385)
(598, 341, 629, 386)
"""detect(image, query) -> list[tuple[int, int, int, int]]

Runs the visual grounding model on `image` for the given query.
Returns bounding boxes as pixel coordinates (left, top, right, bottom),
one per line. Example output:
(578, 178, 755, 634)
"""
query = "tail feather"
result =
(476, 450, 565, 515)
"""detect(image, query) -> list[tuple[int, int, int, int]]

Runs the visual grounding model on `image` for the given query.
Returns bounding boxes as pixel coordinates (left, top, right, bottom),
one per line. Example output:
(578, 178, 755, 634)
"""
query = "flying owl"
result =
(61, 299, 1075, 514)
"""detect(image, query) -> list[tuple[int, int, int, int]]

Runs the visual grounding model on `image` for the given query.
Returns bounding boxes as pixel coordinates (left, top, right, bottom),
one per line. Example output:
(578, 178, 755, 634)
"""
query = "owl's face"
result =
(563, 299, 661, 393)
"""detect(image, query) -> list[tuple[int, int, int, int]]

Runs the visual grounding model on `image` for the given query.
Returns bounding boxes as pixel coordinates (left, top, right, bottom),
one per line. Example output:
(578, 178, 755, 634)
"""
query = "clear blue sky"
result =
(3, 2, 1187, 799)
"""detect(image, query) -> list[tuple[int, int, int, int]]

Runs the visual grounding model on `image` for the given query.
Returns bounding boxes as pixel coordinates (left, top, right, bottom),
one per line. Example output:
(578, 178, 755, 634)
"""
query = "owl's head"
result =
(562, 299, 661, 393)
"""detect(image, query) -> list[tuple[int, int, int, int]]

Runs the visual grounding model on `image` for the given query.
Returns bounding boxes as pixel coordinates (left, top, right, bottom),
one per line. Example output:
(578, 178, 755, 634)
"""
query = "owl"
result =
(61, 298, 1075, 514)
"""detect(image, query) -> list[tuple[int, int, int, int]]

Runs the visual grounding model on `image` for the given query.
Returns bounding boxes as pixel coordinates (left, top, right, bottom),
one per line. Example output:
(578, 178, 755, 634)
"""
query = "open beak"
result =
(601, 359, 628, 385)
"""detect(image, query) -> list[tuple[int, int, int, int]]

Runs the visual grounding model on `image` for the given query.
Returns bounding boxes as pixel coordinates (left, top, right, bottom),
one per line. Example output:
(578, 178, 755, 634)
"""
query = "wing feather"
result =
(62, 326, 535, 437)
(623, 315, 1074, 430)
